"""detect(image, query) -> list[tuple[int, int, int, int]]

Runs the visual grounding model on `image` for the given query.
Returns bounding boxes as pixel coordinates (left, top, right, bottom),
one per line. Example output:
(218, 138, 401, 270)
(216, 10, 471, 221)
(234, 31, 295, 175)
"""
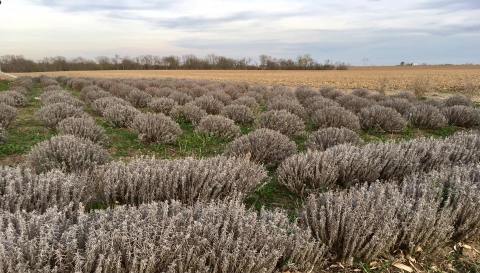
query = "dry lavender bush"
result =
(91, 96, 131, 115)
(36, 102, 84, 128)
(0, 127, 6, 144)
(0, 90, 27, 107)
(0, 166, 89, 213)
(196, 115, 241, 140)
(27, 135, 110, 174)
(57, 116, 107, 144)
(170, 103, 207, 124)
(304, 96, 340, 115)
(336, 94, 375, 113)
(283, 133, 480, 194)
(225, 128, 297, 165)
(41, 91, 84, 107)
(306, 127, 363, 151)
(103, 104, 140, 128)
(351, 88, 371, 98)
(409, 104, 447, 129)
(443, 105, 480, 128)
(443, 94, 473, 107)
(267, 97, 307, 120)
(148, 97, 177, 114)
(0, 200, 325, 273)
(221, 104, 255, 124)
(80, 85, 111, 103)
(359, 105, 407, 133)
(127, 88, 152, 107)
(168, 90, 193, 105)
(257, 110, 306, 137)
(319, 87, 342, 99)
(379, 98, 414, 117)
(232, 95, 260, 110)
(131, 112, 182, 144)
(278, 151, 339, 196)
(302, 183, 400, 261)
(301, 179, 458, 261)
(402, 167, 480, 242)
(192, 95, 225, 114)
(311, 106, 361, 131)
(295, 86, 319, 104)
(93, 156, 267, 205)
(0, 103, 17, 128)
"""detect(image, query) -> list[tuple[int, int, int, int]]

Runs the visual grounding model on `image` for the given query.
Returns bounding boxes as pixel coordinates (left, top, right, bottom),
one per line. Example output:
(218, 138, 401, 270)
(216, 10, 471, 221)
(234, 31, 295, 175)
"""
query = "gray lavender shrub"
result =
(36, 102, 84, 128)
(304, 96, 340, 115)
(168, 90, 193, 105)
(80, 86, 111, 104)
(41, 91, 85, 107)
(225, 128, 297, 165)
(306, 127, 363, 151)
(196, 115, 241, 140)
(27, 135, 110, 174)
(441, 165, 480, 240)
(351, 88, 371, 98)
(311, 106, 361, 131)
(359, 105, 407, 133)
(220, 104, 255, 124)
(0, 90, 27, 107)
(192, 95, 225, 114)
(443, 94, 473, 107)
(91, 96, 131, 115)
(319, 87, 342, 99)
(393, 178, 455, 254)
(57, 116, 107, 144)
(170, 102, 207, 125)
(103, 104, 140, 128)
(257, 110, 306, 138)
(267, 97, 307, 120)
(295, 86, 319, 104)
(148, 97, 178, 114)
(409, 104, 447, 129)
(302, 179, 458, 261)
(336, 94, 375, 113)
(277, 150, 339, 196)
(0, 166, 89, 213)
(0, 103, 17, 128)
(443, 105, 480, 128)
(127, 88, 153, 108)
(131, 112, 182, 144)
(323, 143, 418, 187)
(392, 91, 416, 102)
(0, 126, 6, 144)
(301, 183, 400, 261)
(232, 95, 260, 110)
(207, 90, 232, 104)
(0, 200, 325, 273)
(379, 98, 415, 117)
(93, 156, 267, 205)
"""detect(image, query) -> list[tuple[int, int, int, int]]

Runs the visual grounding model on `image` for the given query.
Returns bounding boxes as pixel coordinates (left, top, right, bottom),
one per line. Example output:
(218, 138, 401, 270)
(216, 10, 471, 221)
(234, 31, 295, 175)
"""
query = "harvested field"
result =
(1, 76, 480, 272)
(15, 65, 480, 94)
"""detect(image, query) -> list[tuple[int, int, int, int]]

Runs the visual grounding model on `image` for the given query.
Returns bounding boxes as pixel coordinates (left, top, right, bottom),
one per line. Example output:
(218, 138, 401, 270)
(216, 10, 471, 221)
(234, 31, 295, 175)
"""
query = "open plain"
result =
(15, 65, 480, 95)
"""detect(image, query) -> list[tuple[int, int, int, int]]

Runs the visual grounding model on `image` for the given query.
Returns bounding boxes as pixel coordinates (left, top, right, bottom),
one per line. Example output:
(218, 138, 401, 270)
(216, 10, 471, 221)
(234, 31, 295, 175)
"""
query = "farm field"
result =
(15, 65, 480, 95)
(1, 76, 480, 272)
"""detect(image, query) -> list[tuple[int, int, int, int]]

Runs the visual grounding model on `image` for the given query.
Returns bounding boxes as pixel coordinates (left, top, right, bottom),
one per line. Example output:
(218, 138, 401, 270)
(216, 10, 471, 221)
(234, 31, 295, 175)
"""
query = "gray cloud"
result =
(419, 0, 480, 10)
(32, 0, 174, 12)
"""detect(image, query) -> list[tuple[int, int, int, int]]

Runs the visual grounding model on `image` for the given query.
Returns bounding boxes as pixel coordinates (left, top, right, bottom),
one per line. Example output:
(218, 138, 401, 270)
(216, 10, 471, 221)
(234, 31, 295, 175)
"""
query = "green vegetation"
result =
(0, 80, 10, 91)
(99, 118, 230, 159)
(0, 85, 54, 162)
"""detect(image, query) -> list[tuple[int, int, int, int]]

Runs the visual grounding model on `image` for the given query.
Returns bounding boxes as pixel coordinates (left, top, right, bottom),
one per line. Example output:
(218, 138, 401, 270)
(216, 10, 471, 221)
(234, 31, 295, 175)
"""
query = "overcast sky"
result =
(0, 0, 479, 65)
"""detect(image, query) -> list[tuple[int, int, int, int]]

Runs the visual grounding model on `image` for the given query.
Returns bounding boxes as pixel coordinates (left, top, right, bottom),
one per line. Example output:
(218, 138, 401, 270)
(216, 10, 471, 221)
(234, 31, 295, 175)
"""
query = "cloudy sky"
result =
(0, 0, 479, 65)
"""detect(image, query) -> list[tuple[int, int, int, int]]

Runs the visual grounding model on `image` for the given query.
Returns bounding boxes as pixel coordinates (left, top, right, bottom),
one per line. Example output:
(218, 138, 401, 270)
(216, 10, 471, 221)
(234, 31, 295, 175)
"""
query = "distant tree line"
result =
(0, 54, 348, 73)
